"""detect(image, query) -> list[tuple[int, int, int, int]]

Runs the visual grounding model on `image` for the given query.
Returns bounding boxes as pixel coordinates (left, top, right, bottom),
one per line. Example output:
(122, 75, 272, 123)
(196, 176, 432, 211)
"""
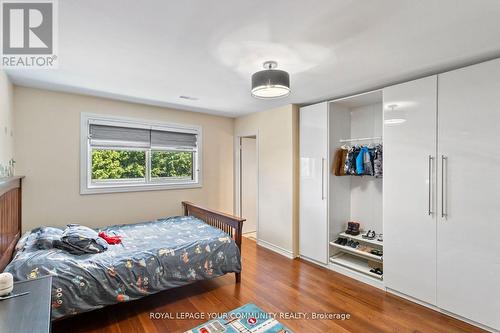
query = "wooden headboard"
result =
(0, 176, 23, 272)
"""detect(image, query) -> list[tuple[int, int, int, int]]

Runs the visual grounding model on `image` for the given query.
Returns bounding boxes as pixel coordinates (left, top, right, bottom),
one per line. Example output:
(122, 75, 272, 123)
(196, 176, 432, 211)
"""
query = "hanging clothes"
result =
(332, 148, 343, 176)
(334, 143, 382, 177)
(339, 148, 348, 176)
(356, 146, 368, 175)
(345, 147, 358, 175)
(363, 148, 374, 176)
(373, 144, 383, 178)
(343, 147, 352, 175)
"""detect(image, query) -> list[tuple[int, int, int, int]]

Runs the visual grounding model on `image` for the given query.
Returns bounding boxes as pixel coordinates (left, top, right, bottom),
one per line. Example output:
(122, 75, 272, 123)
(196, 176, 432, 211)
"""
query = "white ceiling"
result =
(6, 0, 500, 117)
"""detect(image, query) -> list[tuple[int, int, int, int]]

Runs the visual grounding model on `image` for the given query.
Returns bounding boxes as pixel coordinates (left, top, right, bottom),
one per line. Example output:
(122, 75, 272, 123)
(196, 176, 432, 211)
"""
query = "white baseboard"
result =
(298, 255, 329, 268)
(387, 288, 499, 333)
(257, 239, 295, 259)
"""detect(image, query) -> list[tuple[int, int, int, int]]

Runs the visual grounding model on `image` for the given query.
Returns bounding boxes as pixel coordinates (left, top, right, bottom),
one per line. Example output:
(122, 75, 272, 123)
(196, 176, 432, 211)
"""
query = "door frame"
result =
(234, 132, 260, 239)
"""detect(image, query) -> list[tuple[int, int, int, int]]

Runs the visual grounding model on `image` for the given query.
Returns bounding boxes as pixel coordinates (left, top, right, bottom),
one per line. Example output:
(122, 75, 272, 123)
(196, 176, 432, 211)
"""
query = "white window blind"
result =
(89, 124, 198, 149)
(151, 130, 197, 149)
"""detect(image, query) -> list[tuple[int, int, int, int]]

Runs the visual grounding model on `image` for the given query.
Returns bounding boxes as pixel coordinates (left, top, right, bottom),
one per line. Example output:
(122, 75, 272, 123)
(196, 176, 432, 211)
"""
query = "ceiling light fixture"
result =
(384, 118, 407, 125)
(251, 61, 290, 99)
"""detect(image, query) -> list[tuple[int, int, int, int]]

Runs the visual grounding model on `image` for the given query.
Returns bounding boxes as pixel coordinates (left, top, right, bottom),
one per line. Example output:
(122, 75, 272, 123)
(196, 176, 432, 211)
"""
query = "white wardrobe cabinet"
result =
(300, 57, 500, 331)
(436, 58, 500, 331)
(384, 58, 500, 331)
(299, 102, 329, 264)
(383, 75, 438, 305)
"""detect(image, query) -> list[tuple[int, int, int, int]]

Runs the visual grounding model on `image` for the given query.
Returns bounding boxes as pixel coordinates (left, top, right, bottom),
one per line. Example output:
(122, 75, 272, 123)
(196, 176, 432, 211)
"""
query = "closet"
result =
(299, 102, 329, 264)
(383, 76, 438, 305)
(384, 58, 500, 331)
(299, 91, 384, 288)
(300, 57, 500, 331)
(328, 92, 384, 287)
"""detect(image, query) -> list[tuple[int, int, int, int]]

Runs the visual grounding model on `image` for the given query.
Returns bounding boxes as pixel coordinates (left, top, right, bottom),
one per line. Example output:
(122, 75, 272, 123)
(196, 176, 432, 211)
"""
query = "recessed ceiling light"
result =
(384, 118, 406, 125)
(251, 61, 291, 99)
(179, 95, 198, 101)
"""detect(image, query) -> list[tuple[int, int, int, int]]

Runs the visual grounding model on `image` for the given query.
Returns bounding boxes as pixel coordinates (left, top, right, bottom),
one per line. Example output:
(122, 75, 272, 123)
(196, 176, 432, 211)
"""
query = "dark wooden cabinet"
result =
(0, 275, 52, 333)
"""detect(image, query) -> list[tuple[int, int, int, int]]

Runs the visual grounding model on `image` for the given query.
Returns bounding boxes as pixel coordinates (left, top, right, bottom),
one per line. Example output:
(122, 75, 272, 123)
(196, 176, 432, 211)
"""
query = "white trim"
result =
(80, 112, 203, 195)
(257, 239, 295, 259)
(387, 289, 499, 333)
(296, 255, 329, 269)
(234, 132, 260, 240)
(299, 255, 329, 268)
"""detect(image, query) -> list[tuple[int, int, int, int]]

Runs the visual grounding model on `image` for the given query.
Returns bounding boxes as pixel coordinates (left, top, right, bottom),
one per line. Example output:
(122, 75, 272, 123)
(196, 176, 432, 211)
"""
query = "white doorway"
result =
(238, 136, 258, 239)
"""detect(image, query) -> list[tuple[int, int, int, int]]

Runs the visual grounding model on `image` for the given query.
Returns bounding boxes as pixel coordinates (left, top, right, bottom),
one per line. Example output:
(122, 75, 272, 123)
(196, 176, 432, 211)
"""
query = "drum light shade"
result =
(251, 61, 290, 99)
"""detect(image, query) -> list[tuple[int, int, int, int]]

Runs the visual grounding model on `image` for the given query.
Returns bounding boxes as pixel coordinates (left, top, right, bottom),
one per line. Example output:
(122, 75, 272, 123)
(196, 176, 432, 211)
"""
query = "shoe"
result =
(346, 240, 354, 247)
(377, 234, 383, 242)
(351, 241, 359, 248)
(340, 238, 348, 246)
(362, 230, 372, 239)
(345, 222, 355, 235)
(370, 268, 383, 276)
(350, 222, 360, 236)
(370, 249, 383, 256)
(335, 237, 347, 245)
(363, 230, 376, 240)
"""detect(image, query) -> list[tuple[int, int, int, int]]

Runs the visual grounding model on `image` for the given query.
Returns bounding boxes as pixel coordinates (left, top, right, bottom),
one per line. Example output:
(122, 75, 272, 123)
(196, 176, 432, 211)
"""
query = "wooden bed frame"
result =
(0, 177, 23, 272)
(0, 179, 244, 284)
(182, 201, 245, 282)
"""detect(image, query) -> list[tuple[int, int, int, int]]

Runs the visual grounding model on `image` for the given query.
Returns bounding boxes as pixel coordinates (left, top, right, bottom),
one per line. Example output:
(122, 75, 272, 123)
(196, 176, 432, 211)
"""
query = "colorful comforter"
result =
(4, 216, 242, 319)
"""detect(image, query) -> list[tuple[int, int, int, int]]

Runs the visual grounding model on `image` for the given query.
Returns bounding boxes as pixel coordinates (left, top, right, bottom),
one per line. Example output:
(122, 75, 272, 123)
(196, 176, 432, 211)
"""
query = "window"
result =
(81, 113, 202, 194)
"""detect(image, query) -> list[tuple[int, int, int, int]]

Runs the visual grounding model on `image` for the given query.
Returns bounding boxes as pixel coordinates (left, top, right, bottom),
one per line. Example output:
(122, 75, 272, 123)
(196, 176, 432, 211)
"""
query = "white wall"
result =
(0, 71, 14, 168)
(329, 103, 352, 239)
(14, 87, 235, 232)
(235, 104, 299, 257)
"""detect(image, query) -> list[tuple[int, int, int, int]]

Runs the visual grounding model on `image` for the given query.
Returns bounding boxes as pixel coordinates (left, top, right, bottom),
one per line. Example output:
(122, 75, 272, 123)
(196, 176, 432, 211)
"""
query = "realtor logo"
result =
(1, 0, 58, 68)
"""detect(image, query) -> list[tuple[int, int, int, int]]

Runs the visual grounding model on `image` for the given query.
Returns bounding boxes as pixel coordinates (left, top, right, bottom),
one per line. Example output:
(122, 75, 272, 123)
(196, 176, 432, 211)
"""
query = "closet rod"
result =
(339, 136, 382, 143)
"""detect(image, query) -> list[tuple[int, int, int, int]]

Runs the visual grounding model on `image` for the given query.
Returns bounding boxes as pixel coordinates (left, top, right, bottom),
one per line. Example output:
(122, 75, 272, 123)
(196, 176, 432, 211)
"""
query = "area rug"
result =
(185, 303, 293, 333)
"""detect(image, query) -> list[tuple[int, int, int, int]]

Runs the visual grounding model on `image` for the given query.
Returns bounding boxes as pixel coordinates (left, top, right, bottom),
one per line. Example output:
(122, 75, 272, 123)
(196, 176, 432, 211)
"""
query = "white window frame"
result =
(80, 113, 203, 194)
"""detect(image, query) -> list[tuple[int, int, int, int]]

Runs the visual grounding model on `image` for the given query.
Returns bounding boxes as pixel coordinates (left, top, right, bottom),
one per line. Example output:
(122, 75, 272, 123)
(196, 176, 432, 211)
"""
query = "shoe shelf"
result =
(338, 232, 383, 247)
(329, 241, 383, 263)
(330, 253, 383, 280)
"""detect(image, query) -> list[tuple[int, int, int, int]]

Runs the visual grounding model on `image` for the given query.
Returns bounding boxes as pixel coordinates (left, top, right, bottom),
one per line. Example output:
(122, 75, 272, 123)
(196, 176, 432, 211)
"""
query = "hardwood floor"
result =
(53, 238, 485, 333)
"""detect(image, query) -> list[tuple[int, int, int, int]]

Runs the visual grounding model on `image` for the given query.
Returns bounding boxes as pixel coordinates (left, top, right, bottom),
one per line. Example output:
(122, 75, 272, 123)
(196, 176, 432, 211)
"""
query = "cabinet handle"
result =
(428, 155, 434, 215)
(441, 155, 448, 218)
(321, 158, 325, 200)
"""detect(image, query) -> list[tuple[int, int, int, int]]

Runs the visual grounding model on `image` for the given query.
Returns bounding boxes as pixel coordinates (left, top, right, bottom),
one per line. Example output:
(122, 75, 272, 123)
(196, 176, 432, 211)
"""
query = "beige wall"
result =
(14, 87, 234, 231)
(0, 71, 14, 168)
(235, 104, 299, 256)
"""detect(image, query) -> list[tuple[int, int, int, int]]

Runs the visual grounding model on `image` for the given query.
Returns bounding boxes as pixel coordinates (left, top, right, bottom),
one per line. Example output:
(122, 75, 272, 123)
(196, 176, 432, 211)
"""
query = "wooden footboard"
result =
(182, 201, 245, 283)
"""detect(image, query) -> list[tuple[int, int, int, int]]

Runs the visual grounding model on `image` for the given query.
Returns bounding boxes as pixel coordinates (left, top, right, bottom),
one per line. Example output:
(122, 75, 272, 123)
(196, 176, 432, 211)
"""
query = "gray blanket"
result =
(4, 216, 242, 319)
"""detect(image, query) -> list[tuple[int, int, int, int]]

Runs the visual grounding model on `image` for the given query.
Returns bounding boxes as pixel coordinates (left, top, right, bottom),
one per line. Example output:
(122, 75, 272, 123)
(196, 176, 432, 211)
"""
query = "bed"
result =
(0, 177, 245, 320)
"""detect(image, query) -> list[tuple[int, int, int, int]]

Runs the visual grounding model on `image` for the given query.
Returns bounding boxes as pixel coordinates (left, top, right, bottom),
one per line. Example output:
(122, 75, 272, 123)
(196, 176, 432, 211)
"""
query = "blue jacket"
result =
(356, 147, 369, 175)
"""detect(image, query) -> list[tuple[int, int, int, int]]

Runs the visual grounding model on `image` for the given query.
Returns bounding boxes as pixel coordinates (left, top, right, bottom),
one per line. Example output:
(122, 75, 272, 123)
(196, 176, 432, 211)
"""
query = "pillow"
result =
(31, 227, 63, 250)
(54, 224, 108, 255)
(13, 226, 63, 256)
(13, 231, 32, 257)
